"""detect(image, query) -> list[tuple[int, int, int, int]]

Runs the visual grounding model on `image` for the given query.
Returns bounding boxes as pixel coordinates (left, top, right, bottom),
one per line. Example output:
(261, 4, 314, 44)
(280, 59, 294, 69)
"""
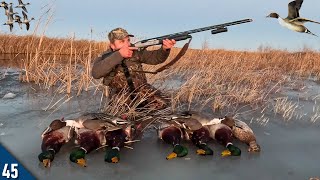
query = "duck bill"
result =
(221, 149, 232, 157)
(42, 159, 51, 168)
(111, 157, 119, 163)
(76, 158, 87, 167)
(196, 149, 206, 155)
(166, 152, 178, 160)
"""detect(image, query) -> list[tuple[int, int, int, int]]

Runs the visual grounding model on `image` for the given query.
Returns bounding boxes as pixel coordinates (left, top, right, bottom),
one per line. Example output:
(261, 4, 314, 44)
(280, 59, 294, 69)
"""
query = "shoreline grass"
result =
(1, 33, 320, 121)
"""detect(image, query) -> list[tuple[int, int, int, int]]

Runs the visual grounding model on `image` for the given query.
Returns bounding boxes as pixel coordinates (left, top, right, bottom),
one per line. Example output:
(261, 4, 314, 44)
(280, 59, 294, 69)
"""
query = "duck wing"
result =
(289, 17, 320, 24)
(234, 119, 254, 134)
(82, 119, 122, 131)
(79, 112, 129, 125)
(287, 0, 304, 20)
(22, 6, 28, 13)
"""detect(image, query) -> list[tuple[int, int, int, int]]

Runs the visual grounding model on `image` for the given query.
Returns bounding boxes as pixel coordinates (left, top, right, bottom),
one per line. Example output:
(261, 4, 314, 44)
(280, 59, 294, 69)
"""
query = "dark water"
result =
(1, 68, 320, 180)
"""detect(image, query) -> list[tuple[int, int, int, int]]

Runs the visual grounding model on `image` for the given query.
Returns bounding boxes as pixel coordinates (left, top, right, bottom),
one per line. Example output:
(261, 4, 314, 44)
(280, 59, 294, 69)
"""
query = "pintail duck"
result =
(41, 113, 129, 138)
(266, 0, 320, 36)
(7, 3, 17, 18)
(15, 0, 29, 13)
(3, 14, 14, 32)
(0, 1, 7, 8)
(38, 125, 74, 168)
(21, 11, 34, 31)
(14, 15, 22, 29)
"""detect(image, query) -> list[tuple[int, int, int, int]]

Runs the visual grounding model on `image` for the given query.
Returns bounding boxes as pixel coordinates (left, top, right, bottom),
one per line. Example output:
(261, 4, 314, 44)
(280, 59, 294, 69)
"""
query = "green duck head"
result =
(38, 149, 55, 168)
(166, 144, 188, 160)
(69, 148, 86, 167)
(105, 147, 120, 163)
(221, 143, 241, 157)
(196, 143, 214, 156)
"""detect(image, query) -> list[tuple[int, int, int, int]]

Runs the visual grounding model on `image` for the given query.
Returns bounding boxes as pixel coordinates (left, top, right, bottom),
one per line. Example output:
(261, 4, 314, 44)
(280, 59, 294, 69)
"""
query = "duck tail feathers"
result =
(306, 29, 318, 37)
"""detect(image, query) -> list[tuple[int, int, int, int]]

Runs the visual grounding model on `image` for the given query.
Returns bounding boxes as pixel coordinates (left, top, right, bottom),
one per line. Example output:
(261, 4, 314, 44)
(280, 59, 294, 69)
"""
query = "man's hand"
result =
(162, 39, 176, 51)
(118, 46, 138, 58)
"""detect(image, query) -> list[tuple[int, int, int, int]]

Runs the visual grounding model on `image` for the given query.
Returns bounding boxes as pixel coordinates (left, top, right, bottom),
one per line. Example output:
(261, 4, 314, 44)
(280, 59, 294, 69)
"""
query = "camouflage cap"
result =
(108, 27, 134, 42)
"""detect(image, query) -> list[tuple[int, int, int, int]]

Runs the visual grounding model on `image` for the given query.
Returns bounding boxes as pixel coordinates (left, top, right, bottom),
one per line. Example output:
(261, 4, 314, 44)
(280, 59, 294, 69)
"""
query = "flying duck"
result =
(0, 1, 7, 8)
(3, 14, 14, 32)
(15, 0, 29, 13)
(266, 0, 320, 36)
(21, 11, 34, 30)
(14, 15, 22, 29)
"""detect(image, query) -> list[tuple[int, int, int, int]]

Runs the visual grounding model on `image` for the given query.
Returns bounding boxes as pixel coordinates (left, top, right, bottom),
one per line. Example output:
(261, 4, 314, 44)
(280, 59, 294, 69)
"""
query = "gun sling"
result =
(133, 38, 192, 74)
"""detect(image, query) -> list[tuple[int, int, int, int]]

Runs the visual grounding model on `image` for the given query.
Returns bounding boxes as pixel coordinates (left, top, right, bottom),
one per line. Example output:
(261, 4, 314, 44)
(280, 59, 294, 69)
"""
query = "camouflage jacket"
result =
(92, 47, 170, 90)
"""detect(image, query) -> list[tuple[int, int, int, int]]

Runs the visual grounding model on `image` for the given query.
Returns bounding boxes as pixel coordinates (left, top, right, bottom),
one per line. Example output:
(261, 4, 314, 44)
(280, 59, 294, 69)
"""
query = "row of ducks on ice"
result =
(39, 112, 260, 168)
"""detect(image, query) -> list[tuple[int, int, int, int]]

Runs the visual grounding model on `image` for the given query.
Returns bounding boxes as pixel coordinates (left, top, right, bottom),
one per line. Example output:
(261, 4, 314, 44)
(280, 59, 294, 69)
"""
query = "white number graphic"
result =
(1, 163, 19, 179)
(11, 164, 18, 178)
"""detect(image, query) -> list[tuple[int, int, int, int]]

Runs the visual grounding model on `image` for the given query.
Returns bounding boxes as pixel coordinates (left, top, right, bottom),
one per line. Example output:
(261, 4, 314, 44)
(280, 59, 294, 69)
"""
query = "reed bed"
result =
(2, 33, 320, 120)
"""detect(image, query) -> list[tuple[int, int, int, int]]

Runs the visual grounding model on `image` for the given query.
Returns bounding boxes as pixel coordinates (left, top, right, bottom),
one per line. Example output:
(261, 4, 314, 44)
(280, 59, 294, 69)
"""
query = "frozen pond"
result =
(1, 68, 320, 180)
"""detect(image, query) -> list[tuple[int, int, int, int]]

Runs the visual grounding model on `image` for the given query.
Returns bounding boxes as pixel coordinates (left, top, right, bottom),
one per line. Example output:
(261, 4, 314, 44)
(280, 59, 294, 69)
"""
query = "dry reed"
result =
(2, 29, 320, 122)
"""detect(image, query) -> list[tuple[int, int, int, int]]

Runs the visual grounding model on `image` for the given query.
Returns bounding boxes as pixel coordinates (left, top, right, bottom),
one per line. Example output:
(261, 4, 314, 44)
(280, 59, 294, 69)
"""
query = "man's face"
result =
(110, 36, 131, 51)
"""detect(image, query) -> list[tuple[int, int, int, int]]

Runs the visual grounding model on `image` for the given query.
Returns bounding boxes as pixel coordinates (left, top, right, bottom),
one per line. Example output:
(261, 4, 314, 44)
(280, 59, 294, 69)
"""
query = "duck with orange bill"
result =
(157, 112, 215, 160)
(38, 121, 74, 168)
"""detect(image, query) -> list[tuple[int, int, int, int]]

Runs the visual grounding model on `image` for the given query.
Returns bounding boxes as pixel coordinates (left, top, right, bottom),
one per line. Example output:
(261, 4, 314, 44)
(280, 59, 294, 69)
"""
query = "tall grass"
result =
(2, 31, 320, 120)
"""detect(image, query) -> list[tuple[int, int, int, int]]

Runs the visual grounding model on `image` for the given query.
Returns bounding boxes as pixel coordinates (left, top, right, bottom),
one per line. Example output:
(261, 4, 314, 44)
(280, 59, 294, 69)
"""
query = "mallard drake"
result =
(67, 113, 132, 165)
(158, 123, 188, 160)
(69, 127, 107, 167)
(104, 128, 131, 163)
(224, 116, 261, 152)
(157, 113, 214, 159)
(38, 125, 73, 168)
(175, 112, 241, 157)
(169, 113, 214, 156)
(205, 121, 241, 157)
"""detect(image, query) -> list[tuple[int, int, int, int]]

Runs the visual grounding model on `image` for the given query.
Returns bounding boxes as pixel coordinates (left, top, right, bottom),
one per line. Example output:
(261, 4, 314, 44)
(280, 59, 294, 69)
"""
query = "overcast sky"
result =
(2, 0, 320, 51)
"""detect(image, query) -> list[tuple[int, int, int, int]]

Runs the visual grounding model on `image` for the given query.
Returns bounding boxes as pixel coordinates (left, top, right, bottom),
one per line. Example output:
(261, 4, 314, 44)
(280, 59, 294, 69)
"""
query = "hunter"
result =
(92, 27, 176, 110)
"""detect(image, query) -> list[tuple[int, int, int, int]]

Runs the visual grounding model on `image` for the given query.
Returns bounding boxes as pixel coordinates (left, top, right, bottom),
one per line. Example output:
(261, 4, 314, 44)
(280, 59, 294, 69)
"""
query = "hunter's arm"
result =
(139, 47, 170, 65)
(91, 51, 123, 79)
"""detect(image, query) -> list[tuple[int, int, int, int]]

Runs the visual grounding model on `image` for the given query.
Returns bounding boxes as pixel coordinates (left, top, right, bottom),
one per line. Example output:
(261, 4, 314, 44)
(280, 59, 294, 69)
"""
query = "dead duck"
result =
(157, 113, 214, 160)
(41, 113, 129, 138)
(38, 125, 74, 168)
(169, 112, 214, 156)
(175, 112, 241, 157)
(66, 113, 132, 165)
(69, 127, 106, 167)
(205, 121, 241, 157)
(224, 116, 261, 152)
(158, 123, 188, 160)
(104, 128, 132, 163)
